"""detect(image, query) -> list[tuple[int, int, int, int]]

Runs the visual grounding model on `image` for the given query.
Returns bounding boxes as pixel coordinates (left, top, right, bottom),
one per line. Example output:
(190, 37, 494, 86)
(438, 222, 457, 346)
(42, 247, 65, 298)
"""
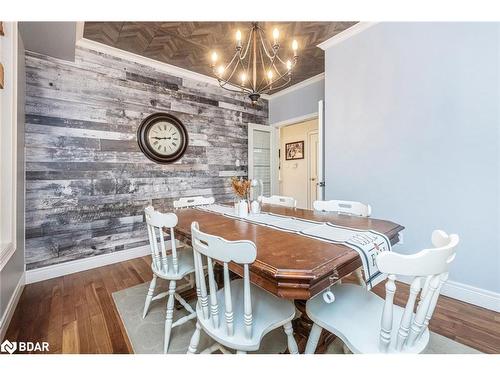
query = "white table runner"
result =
(196, 204, 392, 289)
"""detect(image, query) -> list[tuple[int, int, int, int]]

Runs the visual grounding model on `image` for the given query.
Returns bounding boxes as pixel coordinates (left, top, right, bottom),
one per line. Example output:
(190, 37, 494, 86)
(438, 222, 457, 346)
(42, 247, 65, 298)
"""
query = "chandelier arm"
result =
(239, 24, 254, 60)
(224, 55, 241, 83)
(218, 79, 253, 94)
(272, 62, 285, 77)
(236, 34, 251, 83)
(260, 75, 292, 94)
(258, 68, 292, 93)
(257, 27, 276, 60)
(275, 54, 289, 65)
(236, 57, 251, 90)
(219, 50, 239, 75)
(217, 52, 242, 87)
(256, 42, 269, 92)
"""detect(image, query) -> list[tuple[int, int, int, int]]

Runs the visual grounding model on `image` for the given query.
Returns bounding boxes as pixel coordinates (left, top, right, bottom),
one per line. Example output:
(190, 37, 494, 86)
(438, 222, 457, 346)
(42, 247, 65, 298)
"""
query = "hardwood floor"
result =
(5, 256, 500, 354)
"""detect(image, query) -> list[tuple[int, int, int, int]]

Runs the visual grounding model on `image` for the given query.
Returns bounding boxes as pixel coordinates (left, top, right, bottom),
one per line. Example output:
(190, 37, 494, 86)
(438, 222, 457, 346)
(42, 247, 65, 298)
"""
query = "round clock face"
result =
(137, 113, 189, 164)
(147, 121, 184, 156)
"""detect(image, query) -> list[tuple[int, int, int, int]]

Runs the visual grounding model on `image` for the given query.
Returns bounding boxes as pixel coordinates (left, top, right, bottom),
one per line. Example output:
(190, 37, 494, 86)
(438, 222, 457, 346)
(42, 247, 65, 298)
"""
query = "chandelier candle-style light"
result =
(210, 22, 299, 105)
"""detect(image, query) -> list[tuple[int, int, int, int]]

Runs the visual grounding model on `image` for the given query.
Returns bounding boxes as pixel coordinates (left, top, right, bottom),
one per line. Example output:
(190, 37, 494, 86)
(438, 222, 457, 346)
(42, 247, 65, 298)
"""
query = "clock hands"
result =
(152, 136, 173, 140)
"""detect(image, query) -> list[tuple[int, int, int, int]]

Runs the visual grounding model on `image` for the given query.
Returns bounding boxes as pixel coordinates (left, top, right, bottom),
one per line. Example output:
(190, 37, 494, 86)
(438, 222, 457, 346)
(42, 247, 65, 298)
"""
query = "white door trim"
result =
(0, 21, 19, 271)
(0, 272, 25, 341)
(247, 123, 273, 195)
(270, 111, 319, 196)
(317, 100, 325, 201)
(247, 123, 271, 182)
(307, 130, 319, 210)
(271, 112, 319, 129)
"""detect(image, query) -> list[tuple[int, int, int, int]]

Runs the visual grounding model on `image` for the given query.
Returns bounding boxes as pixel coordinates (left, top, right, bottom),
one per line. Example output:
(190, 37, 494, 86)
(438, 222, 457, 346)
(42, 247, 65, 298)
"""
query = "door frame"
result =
(269, 112, 319, 195)
(306, 130, 319, 209)
(248, 122, 272, 181)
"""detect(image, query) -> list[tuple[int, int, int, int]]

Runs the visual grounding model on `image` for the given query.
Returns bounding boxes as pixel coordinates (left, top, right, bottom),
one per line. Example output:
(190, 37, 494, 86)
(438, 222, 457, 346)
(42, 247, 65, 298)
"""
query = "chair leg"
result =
(304, 323, 323, 354)
(143, 274, 157, 319)
(353, 268, 366, 287)
(283, 321, 299, 354)
(163, 280, 176, 354)
(187, 321, 202, 354)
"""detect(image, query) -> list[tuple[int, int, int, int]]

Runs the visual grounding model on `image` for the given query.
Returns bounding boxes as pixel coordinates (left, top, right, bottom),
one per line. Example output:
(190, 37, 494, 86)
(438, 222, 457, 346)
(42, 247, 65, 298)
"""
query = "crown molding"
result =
(317, 22, 378, 50)
(267, 72, 325, 100)
(75, 36, 270, 100)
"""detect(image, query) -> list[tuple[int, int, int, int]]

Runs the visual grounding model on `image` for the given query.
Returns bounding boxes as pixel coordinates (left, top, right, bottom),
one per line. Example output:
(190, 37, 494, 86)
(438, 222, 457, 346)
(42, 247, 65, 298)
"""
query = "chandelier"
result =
(210, 22, 299, 105)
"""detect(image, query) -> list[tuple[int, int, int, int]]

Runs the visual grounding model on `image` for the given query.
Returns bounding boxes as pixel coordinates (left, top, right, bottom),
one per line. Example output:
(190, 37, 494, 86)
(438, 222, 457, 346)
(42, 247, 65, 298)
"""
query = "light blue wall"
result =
(269, 77, 324, 124)
(324, 23, 500, 293)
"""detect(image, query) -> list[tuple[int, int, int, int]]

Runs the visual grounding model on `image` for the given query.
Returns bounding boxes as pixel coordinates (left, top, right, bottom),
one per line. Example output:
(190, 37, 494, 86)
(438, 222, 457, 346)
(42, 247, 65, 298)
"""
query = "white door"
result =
(248, 124, 271, 196)
(317, 100, 325, 200)
(308, 132, 319, 209)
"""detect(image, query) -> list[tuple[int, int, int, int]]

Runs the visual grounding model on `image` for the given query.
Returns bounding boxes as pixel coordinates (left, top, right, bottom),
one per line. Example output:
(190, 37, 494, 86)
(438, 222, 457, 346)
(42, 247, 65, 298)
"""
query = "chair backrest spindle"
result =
(243, 264, 253, 339)
(191, 222, 257, 340)
(206, 256, 220, 328)
(145, 206, 180, 276)
(375, 230, 459, 352)
(379, 274, 396, 352)
(223, 263, 234, 336)
(396, 276, 421, 351)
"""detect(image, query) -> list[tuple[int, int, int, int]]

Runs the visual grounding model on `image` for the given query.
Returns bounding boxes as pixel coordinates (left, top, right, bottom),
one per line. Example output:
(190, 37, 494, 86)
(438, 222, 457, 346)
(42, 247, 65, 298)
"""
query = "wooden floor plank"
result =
(5, 256, 500, 354)
(62, 320, 80, 354)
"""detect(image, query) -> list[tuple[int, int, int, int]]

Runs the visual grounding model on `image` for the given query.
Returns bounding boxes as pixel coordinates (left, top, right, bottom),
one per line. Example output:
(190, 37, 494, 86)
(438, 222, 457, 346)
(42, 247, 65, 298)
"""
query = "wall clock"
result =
(137, 113, 189, 164)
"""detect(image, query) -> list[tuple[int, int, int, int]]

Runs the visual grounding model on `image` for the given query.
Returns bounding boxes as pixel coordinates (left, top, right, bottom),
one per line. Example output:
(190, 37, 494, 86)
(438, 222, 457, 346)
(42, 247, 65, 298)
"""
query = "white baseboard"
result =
(0, 272, 25, 341)
(25, 245, 151, 284)
(440, 279, 500, 312)
(398, 276, 500, 313)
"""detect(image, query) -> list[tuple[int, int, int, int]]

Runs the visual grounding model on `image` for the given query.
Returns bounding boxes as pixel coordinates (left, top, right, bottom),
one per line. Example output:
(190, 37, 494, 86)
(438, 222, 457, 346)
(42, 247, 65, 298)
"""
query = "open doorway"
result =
(248, 101, 324, 208)
(278, 119, 318, 209)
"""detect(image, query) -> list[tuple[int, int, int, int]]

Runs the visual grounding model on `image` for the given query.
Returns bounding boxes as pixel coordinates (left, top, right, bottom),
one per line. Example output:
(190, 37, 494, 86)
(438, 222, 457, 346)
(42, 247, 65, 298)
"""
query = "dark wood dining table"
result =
(171, 203, 404, 352)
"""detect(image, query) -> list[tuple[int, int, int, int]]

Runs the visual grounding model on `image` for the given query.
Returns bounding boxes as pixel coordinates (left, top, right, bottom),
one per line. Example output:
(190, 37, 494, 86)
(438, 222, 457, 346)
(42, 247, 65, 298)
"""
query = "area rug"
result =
(112, 280, 481, 354)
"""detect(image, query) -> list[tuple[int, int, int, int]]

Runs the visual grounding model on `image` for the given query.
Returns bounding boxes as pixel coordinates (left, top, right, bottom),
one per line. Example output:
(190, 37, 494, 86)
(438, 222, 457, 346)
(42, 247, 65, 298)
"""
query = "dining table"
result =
(170, 203, 405, 353)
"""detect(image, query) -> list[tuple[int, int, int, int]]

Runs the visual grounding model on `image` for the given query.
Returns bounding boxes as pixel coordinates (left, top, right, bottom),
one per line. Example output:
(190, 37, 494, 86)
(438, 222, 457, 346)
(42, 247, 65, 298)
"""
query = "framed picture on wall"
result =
(285, 141, 304, 160)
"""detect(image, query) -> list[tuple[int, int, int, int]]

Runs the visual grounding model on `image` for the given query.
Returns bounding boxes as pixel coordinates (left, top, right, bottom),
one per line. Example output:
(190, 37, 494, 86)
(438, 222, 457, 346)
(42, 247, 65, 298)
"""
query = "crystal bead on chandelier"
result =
(210, 22, 299, 105)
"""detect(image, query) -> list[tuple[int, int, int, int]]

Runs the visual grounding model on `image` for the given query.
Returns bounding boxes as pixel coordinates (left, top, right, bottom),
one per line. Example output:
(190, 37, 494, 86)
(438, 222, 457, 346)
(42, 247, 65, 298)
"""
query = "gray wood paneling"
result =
(25, 47, 268, 270)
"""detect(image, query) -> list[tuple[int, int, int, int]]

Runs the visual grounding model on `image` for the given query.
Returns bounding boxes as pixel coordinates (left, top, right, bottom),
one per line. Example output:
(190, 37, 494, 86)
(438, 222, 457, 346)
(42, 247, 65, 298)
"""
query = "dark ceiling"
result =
(83, 22, 357, 93)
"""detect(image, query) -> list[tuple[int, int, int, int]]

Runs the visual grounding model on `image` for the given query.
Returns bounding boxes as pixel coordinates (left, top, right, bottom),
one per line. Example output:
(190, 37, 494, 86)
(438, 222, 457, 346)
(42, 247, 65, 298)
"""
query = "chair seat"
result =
(151, 247, 195, 280)
(197, 279, 295, 351)
(306, 283, 430, 353)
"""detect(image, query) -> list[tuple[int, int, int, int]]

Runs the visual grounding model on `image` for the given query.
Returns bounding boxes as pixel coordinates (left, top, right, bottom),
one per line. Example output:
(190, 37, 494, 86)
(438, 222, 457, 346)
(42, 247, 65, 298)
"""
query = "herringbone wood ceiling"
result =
(83, 22, 357, 93)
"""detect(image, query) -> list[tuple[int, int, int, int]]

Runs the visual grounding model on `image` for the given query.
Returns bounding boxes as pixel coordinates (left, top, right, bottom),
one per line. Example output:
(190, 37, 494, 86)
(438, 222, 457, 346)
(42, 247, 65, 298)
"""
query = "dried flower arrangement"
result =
(231, 177, 251, 200)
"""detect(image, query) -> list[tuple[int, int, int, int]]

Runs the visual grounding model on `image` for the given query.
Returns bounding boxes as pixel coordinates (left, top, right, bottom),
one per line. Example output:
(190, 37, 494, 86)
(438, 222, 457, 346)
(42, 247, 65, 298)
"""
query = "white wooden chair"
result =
(187, 221, 299, 354)
(173, 196, 215, 209)
(314, 199, 372, 285)
(143, 206, 197, 353)
(313, 199, 372, 217)
(260, 195, 297, 208)
(304, 229, 459, 354)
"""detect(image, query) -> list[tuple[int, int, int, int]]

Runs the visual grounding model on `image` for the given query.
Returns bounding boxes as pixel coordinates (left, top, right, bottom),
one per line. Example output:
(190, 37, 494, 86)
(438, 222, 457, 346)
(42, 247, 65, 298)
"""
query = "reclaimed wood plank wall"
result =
(25, 47, 268, 270)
